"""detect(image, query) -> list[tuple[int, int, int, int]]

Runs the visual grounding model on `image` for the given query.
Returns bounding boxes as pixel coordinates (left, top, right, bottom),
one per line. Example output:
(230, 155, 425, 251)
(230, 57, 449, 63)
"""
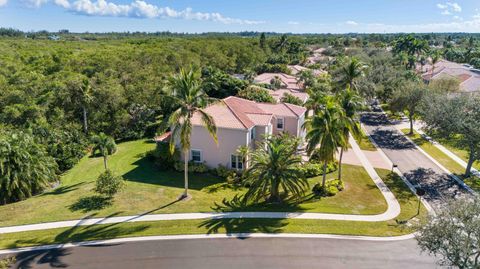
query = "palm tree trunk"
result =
(82, 105, 88, 134)
(183, 149, 189, 198)
(322, 160, 328, 189)
(103, 156, 108, 170)
(465, 147, 476, 177)
(338, 148, 344, 183)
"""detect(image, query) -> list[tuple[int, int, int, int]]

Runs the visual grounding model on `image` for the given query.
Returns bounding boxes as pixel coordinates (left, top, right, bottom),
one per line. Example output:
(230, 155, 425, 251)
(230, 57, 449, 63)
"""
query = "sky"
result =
(1, 0, 480, 33)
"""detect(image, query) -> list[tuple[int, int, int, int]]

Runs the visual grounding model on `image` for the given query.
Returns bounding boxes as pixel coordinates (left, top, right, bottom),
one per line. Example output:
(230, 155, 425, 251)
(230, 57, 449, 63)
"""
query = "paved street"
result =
(361, 112, 470, 210)
(6, 237, 439, 269)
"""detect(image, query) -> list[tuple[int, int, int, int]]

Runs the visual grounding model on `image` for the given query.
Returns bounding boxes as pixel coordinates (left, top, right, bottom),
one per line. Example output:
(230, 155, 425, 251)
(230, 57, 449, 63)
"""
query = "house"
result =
(253, 73, 303, 91)
(420, 59, 480, 93)
(267, 89, 309, 104)
(287, 65, 326, 76)
(184, 96, 307, 170)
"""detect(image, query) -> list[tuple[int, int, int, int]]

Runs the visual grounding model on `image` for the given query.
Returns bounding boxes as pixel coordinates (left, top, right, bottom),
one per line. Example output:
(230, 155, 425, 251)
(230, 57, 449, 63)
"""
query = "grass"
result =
(401, 129, 465, 175)
(0, 139, 387, 227)
(401, 129, 480, 192)
(0, 169, 428, 250)
(353, 128, 377, 151)
(430, 133, 480, 171)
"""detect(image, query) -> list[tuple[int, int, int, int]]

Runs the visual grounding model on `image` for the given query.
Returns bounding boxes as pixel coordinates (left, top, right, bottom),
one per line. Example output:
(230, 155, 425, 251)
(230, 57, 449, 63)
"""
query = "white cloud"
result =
(437, 2, 461, 16)
(453, 15, 463, 20)
(345, 20, 358, 26)
(54, 0, 69, 8)
(20, 0, 265, 24)
(0, 0, 7, 6)
(288, 21, 299, 25)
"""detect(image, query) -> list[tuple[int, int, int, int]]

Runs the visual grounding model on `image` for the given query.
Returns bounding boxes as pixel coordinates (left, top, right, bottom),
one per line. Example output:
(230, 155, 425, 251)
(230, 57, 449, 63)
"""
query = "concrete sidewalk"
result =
(0, 136, 401, 235)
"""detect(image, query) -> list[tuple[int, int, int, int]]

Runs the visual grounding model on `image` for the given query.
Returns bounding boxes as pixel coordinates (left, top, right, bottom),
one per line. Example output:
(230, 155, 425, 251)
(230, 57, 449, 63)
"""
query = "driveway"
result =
(5, 237, 439, 269)
(361, 112, 470, 210)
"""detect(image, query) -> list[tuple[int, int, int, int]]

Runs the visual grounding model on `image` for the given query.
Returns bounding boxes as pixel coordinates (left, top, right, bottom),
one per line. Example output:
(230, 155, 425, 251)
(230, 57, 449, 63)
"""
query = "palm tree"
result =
(304, 90, 327, 117)
(165, 68, 217, 199)
(91, 133, 116, 170)
(243, 134, 307, 203)
(66, 76, 93, 134)
(430, 50, 440, 78)
(0, 131, 58, 204)
(303, 96, 345, 189)
(336, 87, 362, 184)
(340, 57, 366, 91)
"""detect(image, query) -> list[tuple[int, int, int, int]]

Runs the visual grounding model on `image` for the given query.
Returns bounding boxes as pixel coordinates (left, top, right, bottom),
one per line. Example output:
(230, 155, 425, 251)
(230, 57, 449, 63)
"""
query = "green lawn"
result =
(353, 128, 377, 151)
(401, 129, 480, 192)
(0, 169, 428, 249)
(0, 139, 387, 227)
(430, 134, 480, 171)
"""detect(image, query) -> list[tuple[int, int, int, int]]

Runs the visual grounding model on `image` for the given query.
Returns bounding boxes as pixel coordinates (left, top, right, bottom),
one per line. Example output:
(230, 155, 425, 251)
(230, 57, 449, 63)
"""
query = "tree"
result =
(390, 80, 425, 135)
(65, 75, 93, 134)
(0, 130, 58, 204)
(303, 96, 345, 189)
(428, 77, 460, 93)
(280, 93, 303, 106)
(95, 170, 124, 197)
(339, 57, 366, 91)
(336, 87, 362, 183)
(237, 85, 276, 103)
(421, 94, 480, 176)
(165, 68, 217, 198)
(430, 50, 440, 76)
(259, 33, 266, 49)
(243, 134, 307, 203)
(91, 132, 117, 170)
(416, 197, 480, 269)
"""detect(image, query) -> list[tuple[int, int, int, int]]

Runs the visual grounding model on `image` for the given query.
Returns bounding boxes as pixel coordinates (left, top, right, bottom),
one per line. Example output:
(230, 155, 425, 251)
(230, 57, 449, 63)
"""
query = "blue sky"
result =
(1, 0, 480, 33)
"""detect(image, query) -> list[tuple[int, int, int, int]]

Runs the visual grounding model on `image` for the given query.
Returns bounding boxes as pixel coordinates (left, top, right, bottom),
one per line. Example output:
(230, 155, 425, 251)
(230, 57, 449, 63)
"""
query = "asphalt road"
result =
(361, 112, 469, 209)
(6, 237, 439, 269)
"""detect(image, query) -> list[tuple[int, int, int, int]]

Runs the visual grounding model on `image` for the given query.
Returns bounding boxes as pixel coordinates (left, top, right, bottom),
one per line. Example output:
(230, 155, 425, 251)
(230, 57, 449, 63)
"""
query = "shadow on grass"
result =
(10, 213, 150, 268)
(69, 195, 113, 213)
(42, 182, 87, 197)
(122, 156, 223, 190)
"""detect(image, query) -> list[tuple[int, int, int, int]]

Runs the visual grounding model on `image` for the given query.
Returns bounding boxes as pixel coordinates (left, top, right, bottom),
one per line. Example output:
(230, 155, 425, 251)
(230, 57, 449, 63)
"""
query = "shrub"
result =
(0, 256, 15, 269)
(147, 142, 179, 170)
(301, 162, 338, 177)
(312, 179, 344, 197)
(95, 170, 125, 197)
(174, 161, 209, 173)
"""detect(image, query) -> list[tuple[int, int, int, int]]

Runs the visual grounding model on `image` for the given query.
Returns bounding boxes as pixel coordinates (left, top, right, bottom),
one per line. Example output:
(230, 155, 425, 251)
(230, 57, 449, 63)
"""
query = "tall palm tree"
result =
(303, 96, 345, 189)
(336, 87, 362, 184)
(430, 50, 440, 78)
(91, 133, 116, 170)
(340, 57, 366, 91)
(66, 76, 93, 134)
(243, 134, 307, 203)
(165, 68, 217, 199)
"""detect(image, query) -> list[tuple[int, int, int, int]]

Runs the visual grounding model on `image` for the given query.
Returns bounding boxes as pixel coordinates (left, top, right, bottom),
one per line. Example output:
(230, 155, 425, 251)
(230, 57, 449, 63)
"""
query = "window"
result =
(277, 118, 284, 130)
(250, 127, 256, 140)
(191, 150, 202, 163)
(231, 155, 243, 170)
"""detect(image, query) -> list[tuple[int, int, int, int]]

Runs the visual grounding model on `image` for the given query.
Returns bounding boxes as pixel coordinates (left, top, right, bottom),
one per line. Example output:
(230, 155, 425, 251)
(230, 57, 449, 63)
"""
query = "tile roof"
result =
(253, 73, 302, 91)
(191, 96, 306, 130)
(287, 65, 326, 76)
(421, 59, 480, 93)
(267, 89, 309, 103)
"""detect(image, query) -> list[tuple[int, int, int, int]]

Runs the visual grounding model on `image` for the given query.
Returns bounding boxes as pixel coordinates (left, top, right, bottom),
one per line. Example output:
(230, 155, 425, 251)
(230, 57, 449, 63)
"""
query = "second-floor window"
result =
(277, 118, 284, 130)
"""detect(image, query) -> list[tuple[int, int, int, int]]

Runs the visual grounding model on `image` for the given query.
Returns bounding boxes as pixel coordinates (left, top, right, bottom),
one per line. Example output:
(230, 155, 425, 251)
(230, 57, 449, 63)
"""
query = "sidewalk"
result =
(0, 136, 401, 234)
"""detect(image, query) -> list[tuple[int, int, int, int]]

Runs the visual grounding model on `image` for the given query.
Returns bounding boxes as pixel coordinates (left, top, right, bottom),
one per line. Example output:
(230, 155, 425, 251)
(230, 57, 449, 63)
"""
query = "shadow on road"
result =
(369, 129, 416, 150)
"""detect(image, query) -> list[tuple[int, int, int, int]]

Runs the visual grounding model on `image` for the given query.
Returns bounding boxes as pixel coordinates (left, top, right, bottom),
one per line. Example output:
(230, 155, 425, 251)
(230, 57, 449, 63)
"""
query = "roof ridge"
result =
(284, 103, 305, 117)
(222, 99, 249, 129)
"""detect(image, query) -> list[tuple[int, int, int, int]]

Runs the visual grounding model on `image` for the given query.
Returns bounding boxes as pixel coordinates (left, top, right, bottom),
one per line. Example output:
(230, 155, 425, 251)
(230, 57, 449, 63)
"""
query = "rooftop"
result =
(192, 96, 306, 130)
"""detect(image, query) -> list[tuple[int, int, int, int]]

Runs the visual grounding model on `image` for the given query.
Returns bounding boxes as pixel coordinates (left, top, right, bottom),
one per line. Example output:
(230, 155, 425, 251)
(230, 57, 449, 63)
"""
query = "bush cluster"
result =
(300, 162, 338, 178)
(312, 179, 344, 197)
(146, 142, 179, 170)
(95, 170, 125, 197)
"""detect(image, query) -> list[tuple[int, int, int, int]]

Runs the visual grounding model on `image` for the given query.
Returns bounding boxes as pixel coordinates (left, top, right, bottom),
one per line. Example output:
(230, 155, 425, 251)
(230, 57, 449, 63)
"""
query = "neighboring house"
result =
(287, 65, 326, 76)
(184, 96, 307, 170)
(267, 89, 309, 104)
(253, 73, 303, 91)
(420, 59, 480, 93)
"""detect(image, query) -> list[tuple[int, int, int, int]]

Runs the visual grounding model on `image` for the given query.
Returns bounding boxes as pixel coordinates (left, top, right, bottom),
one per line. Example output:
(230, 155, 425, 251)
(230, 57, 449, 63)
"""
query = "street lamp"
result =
(415, 187, 426, 215)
